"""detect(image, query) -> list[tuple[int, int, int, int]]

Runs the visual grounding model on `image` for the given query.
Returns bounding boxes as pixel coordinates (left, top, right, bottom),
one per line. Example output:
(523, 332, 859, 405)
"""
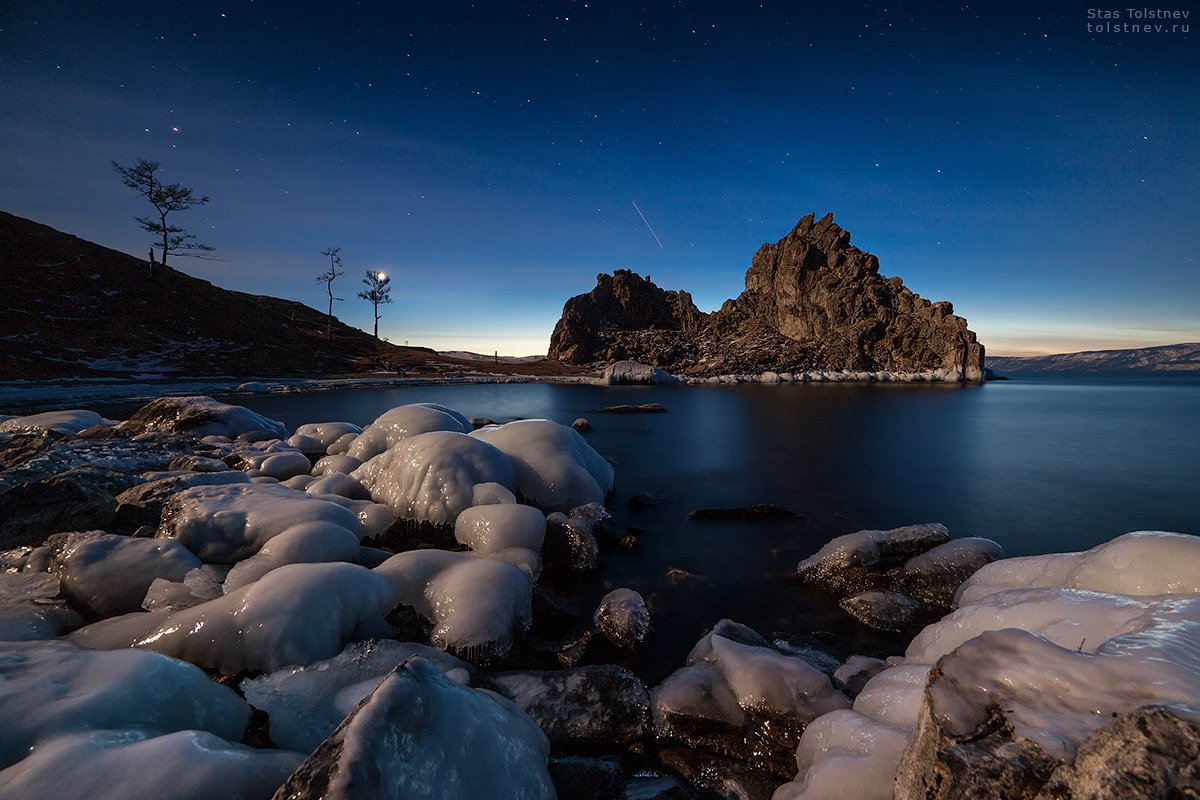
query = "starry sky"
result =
(1, 1, 1197, 356)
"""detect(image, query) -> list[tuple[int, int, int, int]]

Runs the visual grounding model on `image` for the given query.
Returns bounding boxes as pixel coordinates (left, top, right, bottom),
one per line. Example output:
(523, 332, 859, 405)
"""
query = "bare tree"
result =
(358, 270, 393, 340)
(316, 247, 344, 335)
(112, 158, 213, 268)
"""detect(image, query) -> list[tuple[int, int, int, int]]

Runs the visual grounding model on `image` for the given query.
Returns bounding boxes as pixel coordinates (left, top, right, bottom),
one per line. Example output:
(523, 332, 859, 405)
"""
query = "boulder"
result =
(272, 658, 554, 800)
(797, 523, 951, 596)
(839, 590, 921, 632)
(475, 665, 651, 750)
(119, 396, 288, 440)
(594, 587, 651, 649)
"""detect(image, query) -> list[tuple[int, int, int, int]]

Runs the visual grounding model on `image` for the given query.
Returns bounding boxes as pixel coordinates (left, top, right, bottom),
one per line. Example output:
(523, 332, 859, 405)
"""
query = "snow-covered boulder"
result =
(351, 431, 515, 527)
(375, 549, 532, 665)
(49, 530, 202, 619)
(345, 403, 471, 461)
(469, 419, 613, 512)
(241, 640, 471, 753)
(602, 360, 678, 385)
(119, 396, 288, 440)
(69, 562, 399, 674)
(273, 658, 554, 800)
(0, 410, 113, 436)
(0, 639, 250, 769)
(0, 729, 302, 800)
(158, 482, 362, 564)
(652, 620, 850, 776)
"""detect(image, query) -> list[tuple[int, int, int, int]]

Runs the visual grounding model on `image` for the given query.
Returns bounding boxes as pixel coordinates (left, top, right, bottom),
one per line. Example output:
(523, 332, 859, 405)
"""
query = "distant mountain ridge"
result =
(987, 343, 1200, 374)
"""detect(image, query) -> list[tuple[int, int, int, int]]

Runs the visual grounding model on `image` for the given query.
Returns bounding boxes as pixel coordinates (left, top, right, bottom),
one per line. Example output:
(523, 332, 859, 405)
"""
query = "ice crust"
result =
(292, 421, 362, 453)
(0, 409, 113, 435)
(305, 657, 554, 800)
(375, 549, 532, 663)
(159, 482, 362, 563)
(0, 571, 82, 641)
(351, 431, 516, 526)
(51, 530, 203, 618)
(345, 403, 471, 461)
(0, 639, 249, 769)
(469, 419, 614, 512)
(70, 562, 398, 674)
(241, 639, 471, 753)
(0, 729, 303, 800)
(956, 530, 1200, 605)
(454, 503, 546, 577)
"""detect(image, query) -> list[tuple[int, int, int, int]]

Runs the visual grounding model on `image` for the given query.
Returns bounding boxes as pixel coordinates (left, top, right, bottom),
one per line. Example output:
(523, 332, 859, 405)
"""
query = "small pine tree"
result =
(113, 158, 214, 268)
(358, 270, 393, 340)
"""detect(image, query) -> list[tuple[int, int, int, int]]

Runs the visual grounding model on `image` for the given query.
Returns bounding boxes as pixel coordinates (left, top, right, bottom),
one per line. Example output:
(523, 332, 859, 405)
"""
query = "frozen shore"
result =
(1, 396, 1195, 800)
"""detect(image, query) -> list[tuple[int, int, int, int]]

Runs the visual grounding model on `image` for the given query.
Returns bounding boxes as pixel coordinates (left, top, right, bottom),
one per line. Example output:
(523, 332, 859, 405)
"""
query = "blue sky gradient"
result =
(1, 1, 1196, 355)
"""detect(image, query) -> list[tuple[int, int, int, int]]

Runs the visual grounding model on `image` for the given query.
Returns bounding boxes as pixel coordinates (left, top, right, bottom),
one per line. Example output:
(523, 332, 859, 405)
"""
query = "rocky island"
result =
(549, 213, 985, 382)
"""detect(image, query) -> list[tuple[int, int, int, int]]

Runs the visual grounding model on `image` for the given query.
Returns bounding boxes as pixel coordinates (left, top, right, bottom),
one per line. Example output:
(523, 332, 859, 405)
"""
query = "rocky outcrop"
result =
(548, 213, 985, 380)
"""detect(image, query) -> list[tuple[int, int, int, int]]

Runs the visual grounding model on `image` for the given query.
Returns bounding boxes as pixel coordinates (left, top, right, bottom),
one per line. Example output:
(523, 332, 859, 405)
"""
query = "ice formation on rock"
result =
(50, 530, 202, 618)
(0, 639, 249, 769)
(469, 419, 614, 512)
(345, 403, 471, 461)
(241, 639, 470, 753)
(594, 587, 651, 649)
(311, 453, 363, 476)
(0, 729, 302, 800)
(291, 421, 362, 453)
(273, 658, 554, 800)
(222, 521, 362, 590)
(70, 562, 398, 674)
(158, 482, 362, 563)
(454, 503, 545, 577)
(0, 571, 81, 640)
(602, 360, 679, 385)
(119, 395, 288, 440)
(0, 409, 113, 436)
(351, 431, 516, 527)
(375, 549, 532, 664)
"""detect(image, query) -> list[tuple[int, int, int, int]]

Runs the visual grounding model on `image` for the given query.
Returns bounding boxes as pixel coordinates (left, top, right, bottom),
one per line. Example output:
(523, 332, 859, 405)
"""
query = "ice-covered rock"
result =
(475, 665, 651, 750)
(0, 410, 113, 436)
(251, 449, 313, 480)
(797, 523, 951, 596)
(112, 469, 250, 531)
(594, 587, 651, 649)
(454, 503, 546, 577)
(141, 564, 228, 612)
(70, 562, 399, 674)
(652, 620, 850, 776)
(311, 453, 363, 476)
(543, 510, 601, 571)
(889, 536, 1004, 611)
(241, 639, 470, 753)
(119, 396, 288, 440)
(602, 360, 679, 385)
(273, 658, 554, 800)
(158, 482, 362, 563)
(223, 520, 362, 590)
(0, 729, 302, 800)
(291, 421, 362, 454)
(0, 571, 81, 640)
(469, 419, 614, 512)
(473, 481, 517, 505)
(49, 530, 202, 618)
(345, 403, 471, 461)
(0, 639, 250, 769)
(351, 431, 516, 527)
(956, 530, 1200, 606)
(839, 590, 920, 632)
(831, 655, 888, 698)
(305, 471, 371, 500)
(375, 549, 532, 665)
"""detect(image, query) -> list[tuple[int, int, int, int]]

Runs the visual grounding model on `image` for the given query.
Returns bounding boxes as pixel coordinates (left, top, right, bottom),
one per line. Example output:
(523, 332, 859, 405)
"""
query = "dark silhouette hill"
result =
(0, 212, 572, 380)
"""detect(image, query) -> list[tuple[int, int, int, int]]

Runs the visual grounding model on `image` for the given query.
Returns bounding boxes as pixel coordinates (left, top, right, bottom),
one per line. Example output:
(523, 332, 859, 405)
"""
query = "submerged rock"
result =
(272, 658, 554, 800)
(686, 504, 801, 523)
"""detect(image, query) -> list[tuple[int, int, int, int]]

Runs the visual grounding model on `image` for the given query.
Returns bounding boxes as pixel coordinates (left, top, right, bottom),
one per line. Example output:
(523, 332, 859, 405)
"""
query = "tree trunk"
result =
(373, 304, 380, 339)
(160, 211, 169, 266)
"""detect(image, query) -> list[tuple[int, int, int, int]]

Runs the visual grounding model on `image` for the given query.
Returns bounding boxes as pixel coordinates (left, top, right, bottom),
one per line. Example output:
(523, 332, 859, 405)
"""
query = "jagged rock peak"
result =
(548, 270, 705, 365)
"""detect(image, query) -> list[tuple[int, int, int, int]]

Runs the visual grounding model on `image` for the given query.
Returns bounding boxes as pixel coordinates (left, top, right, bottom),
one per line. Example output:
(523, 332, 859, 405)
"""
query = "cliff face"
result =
(547, 213, 985, 380)
(547, 269, 705, 365)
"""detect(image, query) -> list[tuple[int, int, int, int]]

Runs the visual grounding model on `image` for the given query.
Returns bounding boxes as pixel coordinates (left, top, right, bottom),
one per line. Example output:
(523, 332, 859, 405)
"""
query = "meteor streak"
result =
(631, 200, 663, 248)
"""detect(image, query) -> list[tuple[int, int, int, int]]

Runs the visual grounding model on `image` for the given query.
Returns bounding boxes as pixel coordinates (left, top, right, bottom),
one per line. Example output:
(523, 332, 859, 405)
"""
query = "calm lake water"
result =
(213, 376, 1199, 680)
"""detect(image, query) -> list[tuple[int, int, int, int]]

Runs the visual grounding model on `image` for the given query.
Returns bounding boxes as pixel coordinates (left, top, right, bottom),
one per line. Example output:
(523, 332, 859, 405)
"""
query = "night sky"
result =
(2, 1, 1196, 356)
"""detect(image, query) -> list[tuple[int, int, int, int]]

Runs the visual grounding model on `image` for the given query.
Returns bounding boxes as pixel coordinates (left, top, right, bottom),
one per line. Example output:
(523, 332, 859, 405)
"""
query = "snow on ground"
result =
(0, 409, 114, 435)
